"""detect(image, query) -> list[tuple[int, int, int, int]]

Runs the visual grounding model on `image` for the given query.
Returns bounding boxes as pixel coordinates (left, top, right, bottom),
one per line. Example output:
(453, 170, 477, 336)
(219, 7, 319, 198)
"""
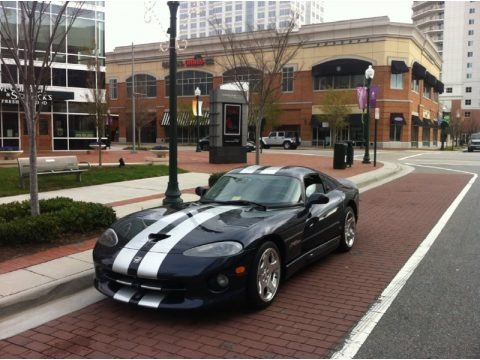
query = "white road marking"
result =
(398, 153, 429, 161)
(331, 164, 477, 359)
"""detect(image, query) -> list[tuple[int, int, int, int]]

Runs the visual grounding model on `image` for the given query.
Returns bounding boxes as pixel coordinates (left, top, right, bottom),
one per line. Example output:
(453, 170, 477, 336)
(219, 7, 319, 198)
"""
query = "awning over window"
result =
(435, 80, 444, 94)
(412, 62, 426, 79)
(346, 114, 363, 125)
(312, 59, 371, 76)
(390, 113, 406, 124)
(411, 115, 422, 126)
(423, 119, 433, 127)
(391, 60, 409, 74)
(425, 72, 437, 87)
(311, 115, 328, 128)
(161, 110, 210, 127)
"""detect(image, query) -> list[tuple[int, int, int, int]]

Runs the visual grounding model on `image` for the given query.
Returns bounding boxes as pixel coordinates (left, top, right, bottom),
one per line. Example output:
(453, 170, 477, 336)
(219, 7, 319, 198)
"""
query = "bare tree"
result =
(449, 113, 463, 149)
(84, 55, 108, 166)
(0, 1, 83, 216)
(211, 17, 303, 164)
(319, 89, 353, 145)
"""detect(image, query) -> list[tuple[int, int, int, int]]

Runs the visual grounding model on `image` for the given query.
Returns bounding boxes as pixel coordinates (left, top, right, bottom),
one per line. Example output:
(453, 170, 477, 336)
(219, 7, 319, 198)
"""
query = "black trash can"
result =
(345, 141, 354, 167)
(333, 142, 347, 169)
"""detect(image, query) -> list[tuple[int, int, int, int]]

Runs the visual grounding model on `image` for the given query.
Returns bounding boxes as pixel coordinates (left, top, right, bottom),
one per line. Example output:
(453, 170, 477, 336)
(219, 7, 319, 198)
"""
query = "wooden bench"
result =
(17, 156, 91, 189)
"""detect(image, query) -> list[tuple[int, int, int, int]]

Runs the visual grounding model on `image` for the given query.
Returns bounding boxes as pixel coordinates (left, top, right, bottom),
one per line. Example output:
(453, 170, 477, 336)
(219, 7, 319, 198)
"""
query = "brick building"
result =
(106, 16, 443, 149)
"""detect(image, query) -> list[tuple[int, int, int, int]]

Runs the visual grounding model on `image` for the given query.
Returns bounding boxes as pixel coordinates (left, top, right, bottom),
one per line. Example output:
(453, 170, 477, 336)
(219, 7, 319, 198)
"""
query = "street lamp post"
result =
(195, 87, 201, 152)
(163, 1, 183, 206)
(362, 65, 375, 164)
(131, 42, 136, 153)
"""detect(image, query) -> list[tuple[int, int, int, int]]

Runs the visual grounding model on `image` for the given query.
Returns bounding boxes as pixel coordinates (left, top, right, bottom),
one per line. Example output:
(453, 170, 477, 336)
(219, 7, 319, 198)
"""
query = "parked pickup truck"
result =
(468, 133, 480, 152)
(261, 131, 301, 149)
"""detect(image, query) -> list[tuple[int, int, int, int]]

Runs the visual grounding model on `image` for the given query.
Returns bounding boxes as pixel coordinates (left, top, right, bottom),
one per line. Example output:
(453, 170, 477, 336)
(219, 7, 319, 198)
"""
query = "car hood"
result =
(112, 203, 281, 254)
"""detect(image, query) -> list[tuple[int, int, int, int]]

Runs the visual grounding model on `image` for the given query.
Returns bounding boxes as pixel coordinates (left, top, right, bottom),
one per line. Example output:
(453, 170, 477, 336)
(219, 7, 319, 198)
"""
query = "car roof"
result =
(227, 165, 317, 180)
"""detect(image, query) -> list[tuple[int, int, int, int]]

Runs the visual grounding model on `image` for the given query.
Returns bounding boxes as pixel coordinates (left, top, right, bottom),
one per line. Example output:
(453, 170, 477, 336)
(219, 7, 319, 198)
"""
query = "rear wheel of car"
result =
(338, 206, 356, 252)
(283, 141, 291, 149)
(201, 143, 209, 151)
(247, 241, 281, 309)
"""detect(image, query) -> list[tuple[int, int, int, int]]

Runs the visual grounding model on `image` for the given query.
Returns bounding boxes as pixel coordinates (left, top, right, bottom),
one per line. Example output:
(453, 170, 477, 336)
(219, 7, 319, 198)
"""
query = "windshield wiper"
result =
(202, 199, 267, 211)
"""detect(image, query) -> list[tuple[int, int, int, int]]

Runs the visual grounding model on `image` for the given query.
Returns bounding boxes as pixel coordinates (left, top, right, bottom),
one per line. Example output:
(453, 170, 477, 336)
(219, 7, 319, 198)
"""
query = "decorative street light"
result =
(363, 65, 375, 164)
(163, 1, 183, 206)
(194, 87, 201, 152)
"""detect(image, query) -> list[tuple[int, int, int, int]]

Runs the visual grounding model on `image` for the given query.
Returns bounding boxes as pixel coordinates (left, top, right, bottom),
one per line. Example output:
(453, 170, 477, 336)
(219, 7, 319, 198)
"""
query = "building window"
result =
(446, 87, 453, 93)
(282, 66, 294, 92)
(465, 99, 471, 105)
(411, 78, 419, 92)
(423, 84, 431, 99)
(467, 73, 472, 79)
(390, 73, 403, 89)
(465, 111, 471, 117)
(470, 8, 475, 13)
(467, 62, 473, 68)
(126, 74, 157, 97)
(422, 126, 430, 146)
(468, 30, 474, 35)
(109, 79, 118, 99)
(313, 74, 364, 90)
(390, 123, 402, 141)
(468, 41, 473, 46)
(469, 19, 475, 25)
(467, 52, 473, 57)
(223, 67, 262, 91)
(466, 86, 472, 93)
(165, 70, 213, 97)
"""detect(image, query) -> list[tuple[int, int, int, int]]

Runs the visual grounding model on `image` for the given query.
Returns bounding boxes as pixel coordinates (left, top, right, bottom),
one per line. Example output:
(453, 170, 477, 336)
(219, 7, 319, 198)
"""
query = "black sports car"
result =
(93, 165, 359, 310)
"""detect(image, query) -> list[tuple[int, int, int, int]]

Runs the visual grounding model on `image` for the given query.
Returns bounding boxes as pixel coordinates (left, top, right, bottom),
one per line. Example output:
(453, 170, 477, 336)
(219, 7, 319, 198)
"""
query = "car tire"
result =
(201, 144, 209, 151)
(468, 148, 473, 152)
(338, 206, 356, 252)
(261, 142, 269, 149)
(247, 241, 281, 309)
(283, 141, 291, 149)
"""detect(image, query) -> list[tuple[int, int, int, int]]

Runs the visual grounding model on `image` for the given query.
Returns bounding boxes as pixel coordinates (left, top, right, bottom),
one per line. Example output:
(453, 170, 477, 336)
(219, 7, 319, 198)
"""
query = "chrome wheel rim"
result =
(257, 247, 281, 302)
(344, 210, 356, 248)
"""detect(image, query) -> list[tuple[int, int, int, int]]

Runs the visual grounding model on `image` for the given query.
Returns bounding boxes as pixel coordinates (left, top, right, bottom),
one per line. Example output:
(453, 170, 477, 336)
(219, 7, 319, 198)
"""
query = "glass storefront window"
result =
(127, 74, 157, 97)
(2, 113, 19, 137)
(67, 17, 95, 56)
(69, 114, 95, 137)
(53, 114, 67, 137)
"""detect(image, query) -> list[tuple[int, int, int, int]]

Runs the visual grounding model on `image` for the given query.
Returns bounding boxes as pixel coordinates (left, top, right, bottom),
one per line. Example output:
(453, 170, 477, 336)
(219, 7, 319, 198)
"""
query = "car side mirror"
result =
(195, 186, 208, 197)
(307, 193, 329, 208)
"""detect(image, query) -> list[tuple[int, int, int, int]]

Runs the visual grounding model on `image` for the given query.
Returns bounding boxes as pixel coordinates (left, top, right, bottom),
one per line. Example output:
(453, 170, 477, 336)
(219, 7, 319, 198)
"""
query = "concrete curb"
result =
(0, 162, 410, 326)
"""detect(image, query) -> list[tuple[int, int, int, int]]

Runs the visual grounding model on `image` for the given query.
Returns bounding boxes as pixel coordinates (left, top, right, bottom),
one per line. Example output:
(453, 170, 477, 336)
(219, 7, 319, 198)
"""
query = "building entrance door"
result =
(21, 114, 52, 152)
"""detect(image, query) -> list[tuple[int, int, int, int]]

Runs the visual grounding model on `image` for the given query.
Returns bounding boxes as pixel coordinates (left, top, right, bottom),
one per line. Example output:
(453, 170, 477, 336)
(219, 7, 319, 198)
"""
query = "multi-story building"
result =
(0, 2, 106, 152)
(107, 16, 442, 150)
(178, 0, 324, 39)
(412, 1, 480, 132)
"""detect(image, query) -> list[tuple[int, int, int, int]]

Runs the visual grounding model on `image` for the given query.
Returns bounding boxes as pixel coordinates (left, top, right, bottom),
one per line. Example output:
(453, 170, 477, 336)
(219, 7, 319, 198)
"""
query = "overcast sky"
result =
(105, 0, 413, 52)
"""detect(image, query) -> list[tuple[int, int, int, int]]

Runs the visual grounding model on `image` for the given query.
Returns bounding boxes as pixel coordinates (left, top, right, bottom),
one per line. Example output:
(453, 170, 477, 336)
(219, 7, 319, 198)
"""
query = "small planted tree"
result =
(319, 89, 353, 145)
(0, 1, 83, 216)
(211, 17, 303, 164)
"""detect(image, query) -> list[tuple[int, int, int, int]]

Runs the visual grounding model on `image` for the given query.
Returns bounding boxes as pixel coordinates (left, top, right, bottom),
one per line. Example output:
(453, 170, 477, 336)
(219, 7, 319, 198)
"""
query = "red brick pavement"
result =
(0, 148, 372, 274)
(0, 170, 472, 359)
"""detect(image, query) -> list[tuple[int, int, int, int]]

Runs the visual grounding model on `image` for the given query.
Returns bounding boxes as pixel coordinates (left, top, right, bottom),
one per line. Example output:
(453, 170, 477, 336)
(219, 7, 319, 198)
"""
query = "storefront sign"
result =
(161, 55, 214, 68)
(0, 86, 73, 105)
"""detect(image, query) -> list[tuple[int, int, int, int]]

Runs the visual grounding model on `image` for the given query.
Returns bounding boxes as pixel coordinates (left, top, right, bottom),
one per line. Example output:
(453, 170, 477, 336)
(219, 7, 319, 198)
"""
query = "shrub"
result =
(0, 197, 116, 246)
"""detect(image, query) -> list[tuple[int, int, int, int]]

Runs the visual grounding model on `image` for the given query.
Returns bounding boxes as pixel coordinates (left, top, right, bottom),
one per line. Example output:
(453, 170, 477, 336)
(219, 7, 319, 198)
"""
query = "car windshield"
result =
(471, 134, 480, 139)
(202, 174, 303, 206)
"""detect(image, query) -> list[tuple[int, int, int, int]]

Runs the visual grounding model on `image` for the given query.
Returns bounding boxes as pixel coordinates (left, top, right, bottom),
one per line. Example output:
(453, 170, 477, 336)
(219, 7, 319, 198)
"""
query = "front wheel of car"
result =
(338, 206, 356, 252)
(247, 241, 281, 309)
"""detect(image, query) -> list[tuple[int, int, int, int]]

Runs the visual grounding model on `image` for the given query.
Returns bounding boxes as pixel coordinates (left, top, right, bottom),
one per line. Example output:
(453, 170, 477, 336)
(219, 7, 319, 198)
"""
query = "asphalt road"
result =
(354, 150, 480, 358)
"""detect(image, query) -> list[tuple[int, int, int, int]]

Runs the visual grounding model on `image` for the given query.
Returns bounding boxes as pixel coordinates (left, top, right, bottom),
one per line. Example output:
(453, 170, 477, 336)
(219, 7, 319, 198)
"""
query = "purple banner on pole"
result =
(369, 85, 379, 108)
(356, 86, 367, 110)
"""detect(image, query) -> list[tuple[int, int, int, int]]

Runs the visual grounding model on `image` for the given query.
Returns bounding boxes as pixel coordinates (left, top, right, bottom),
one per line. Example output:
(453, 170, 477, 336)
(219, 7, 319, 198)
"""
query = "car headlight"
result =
(98, 228, 118, 247)
(183, 241, 243, 257)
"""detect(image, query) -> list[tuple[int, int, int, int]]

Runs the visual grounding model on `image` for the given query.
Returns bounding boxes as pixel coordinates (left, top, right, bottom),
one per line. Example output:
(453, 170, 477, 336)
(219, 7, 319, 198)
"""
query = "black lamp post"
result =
(195, 87, 201, 152)
(362, 65, 375, 164)
(163, 1, 183, 206)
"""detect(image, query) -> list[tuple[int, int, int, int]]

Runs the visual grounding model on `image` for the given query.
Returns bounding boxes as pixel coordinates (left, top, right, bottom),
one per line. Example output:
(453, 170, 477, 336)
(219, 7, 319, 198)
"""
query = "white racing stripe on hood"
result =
(113, 287, 137, 303)
(239, 165, 263, 173)
(112, 206, 208, 274)
(138, 293, 165, 308)
(260, 166, 283, 174)
(136, 205, 238, 279)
